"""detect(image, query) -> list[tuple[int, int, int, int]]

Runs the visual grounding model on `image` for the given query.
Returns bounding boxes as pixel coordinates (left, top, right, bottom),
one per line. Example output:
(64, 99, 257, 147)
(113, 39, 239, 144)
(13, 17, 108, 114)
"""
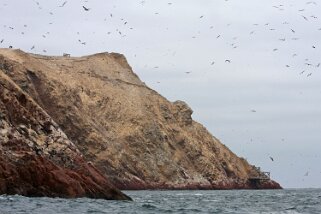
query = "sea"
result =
(0, 189, 320, 214)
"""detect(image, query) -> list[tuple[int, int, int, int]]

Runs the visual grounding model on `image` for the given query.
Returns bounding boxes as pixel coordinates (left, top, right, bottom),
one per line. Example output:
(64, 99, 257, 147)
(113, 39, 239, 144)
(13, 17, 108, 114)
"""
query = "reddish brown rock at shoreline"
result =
(0, 70, 131, 200)
(0, 48, 282, 190)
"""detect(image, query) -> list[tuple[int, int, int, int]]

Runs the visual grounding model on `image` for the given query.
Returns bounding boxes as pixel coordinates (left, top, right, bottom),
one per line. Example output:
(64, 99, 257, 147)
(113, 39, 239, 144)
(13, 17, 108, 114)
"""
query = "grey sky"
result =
(1, 0, 320, 188)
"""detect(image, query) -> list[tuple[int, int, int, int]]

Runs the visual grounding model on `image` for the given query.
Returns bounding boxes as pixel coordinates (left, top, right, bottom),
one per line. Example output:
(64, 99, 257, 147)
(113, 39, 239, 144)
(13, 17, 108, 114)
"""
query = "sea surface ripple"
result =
(0, 189, 320, 214)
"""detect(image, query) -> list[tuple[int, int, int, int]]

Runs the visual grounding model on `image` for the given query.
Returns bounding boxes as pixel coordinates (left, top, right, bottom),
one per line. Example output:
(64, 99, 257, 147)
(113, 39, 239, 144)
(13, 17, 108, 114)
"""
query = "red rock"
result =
(0, 70, 131, 200)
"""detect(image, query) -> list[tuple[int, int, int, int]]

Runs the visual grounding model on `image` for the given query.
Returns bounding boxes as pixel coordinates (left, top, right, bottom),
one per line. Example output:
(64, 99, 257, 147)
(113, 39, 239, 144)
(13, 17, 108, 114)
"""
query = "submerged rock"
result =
(0, 48, 281, 190)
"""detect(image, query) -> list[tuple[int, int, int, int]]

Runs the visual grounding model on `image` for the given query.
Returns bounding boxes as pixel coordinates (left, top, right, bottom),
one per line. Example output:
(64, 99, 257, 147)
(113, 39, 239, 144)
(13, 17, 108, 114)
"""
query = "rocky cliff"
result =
(0, 59, 130, 199)
(0, 48, 281, 190)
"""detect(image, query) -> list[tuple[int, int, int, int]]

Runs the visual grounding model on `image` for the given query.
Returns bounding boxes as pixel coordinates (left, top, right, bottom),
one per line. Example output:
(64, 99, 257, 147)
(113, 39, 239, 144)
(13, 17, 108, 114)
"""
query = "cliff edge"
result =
(0, 48, 281, 190)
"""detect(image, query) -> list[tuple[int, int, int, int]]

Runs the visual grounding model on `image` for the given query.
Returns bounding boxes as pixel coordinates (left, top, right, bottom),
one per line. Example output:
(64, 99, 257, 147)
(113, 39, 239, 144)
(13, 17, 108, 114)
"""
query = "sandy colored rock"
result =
(0, 48, 281, 189)
(0, 69, 131, 199)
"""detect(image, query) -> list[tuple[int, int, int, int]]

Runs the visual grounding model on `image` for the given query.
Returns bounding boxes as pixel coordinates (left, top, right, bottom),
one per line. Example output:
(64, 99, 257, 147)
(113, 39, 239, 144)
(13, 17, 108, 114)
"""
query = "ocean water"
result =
(1, 189, 320, 214)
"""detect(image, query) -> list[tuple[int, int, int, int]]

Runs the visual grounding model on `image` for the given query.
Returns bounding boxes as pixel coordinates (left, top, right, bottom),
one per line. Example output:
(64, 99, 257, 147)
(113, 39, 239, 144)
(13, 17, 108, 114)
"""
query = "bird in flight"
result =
(59, 1, 67, 7)
(269, 156, 274, 161)
(225, 59, 231, 63)
(82, 6, 90, 11)
(302, 15, 308, 21)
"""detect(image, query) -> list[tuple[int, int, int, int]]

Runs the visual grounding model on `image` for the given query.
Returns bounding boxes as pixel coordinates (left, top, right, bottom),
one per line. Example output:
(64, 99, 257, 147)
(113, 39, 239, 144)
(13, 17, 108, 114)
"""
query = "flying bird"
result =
(59, 1, 67, 7)
(199, 15, 204, 18)
(269, 156, 274, 161)
(306, 1, 317, 5)
(82, 6, 90, 11)
(307, 73, 312, 77)
(225, 59, 231, 63)
(291, 29, 295, 33)
(31, 45, 35, 50)
(302, 15, 308, 21)
(211, 61, 215, 65)
(0, 39, 3, 43)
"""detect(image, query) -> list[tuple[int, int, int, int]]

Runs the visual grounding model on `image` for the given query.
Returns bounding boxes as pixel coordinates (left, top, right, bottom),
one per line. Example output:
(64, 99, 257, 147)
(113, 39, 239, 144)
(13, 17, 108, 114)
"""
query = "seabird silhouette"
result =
(82, 6, 90, 11)
(302, 15, 308, 21)
(59, 1, 67, 7)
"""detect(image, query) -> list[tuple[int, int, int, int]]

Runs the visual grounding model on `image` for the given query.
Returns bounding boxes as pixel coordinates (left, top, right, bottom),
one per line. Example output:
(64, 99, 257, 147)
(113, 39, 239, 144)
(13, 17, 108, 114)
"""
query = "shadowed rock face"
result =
(0, 48, 281, 190)
(0, 70, 131, 200)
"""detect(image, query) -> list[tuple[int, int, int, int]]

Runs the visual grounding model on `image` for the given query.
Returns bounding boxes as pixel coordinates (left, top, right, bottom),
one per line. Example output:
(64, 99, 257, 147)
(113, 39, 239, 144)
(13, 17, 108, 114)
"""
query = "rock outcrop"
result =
(0, 67, 131, 199)
(0, 48, 281, 190)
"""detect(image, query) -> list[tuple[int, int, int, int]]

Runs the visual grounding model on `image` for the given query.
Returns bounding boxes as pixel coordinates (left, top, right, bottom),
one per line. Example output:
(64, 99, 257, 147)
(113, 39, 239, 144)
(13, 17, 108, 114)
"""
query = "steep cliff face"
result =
(0, 48, 281, 190)
(0, 68, 131, 199)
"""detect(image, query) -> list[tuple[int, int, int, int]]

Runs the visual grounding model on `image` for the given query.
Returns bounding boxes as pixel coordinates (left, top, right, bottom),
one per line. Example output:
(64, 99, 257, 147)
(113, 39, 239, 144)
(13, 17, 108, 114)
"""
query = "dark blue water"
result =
(1, 189, 320, 213)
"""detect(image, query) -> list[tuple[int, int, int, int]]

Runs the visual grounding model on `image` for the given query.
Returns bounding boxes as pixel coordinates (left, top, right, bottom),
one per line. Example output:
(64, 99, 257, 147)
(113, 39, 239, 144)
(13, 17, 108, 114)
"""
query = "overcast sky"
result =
(1, 0, 320, 188)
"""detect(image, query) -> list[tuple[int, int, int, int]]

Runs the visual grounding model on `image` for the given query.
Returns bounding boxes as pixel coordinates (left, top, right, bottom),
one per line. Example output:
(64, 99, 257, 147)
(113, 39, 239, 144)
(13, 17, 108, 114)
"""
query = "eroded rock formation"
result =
(0, 48, 281, 190)
(0, 68, 131, 199)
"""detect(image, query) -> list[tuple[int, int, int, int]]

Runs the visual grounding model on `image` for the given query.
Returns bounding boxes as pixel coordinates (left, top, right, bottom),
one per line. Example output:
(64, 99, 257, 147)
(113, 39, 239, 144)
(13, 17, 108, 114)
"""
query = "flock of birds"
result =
(1, 1, 320, 78)
(0, 1, 320, 179)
